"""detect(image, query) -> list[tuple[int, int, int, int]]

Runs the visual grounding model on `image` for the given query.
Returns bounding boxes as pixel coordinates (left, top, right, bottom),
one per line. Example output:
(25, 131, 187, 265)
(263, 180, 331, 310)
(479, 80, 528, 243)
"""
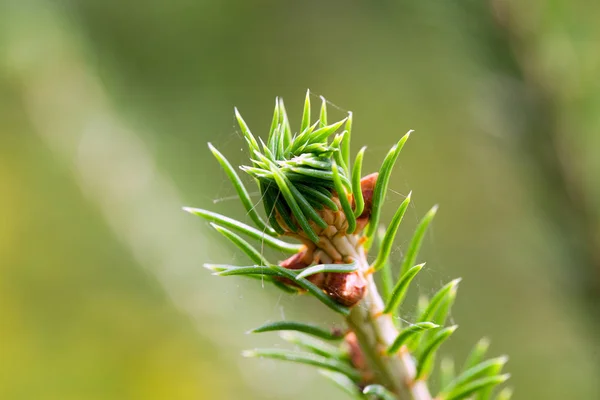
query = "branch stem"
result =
(346, 246, 432, 399)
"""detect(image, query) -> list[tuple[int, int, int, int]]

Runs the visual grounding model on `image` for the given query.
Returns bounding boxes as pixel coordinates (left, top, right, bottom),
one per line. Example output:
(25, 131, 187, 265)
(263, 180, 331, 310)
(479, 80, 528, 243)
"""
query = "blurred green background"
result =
(1, 0, 599, 399)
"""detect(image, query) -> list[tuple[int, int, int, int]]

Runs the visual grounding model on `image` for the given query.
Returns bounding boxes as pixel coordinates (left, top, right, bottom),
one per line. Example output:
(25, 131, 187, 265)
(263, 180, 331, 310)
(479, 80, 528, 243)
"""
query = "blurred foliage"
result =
(1, 0, 599, 399)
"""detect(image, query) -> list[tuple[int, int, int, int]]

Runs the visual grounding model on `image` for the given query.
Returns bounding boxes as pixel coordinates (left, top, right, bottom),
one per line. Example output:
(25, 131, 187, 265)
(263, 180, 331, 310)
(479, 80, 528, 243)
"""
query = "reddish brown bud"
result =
(323, 271, 367, 307)
(279, 248, 312, 270)
(345, 332, 367, 371)
(345, 332, 375, 384)
(278, 247, 325, 287)
(355, 172, 378, 232)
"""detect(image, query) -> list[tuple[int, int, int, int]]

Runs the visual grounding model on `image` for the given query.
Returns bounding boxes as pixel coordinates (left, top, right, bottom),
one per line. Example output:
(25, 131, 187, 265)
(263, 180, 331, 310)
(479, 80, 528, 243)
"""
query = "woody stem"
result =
(345, 245, 433, 400)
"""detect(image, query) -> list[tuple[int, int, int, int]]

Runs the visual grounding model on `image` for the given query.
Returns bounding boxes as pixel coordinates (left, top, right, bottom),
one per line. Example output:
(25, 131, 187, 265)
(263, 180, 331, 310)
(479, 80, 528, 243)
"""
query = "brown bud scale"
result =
(323, 270, 367, 307)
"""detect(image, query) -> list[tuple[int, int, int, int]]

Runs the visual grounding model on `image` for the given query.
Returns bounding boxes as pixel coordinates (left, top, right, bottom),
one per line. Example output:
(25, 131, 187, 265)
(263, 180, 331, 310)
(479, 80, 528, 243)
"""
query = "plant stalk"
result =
(346, 246, 432, 399)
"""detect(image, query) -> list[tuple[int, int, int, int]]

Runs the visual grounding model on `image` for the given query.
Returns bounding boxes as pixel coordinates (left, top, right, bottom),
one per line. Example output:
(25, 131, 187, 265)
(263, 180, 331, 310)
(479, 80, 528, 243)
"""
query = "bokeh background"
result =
(1, 1, 599, 399)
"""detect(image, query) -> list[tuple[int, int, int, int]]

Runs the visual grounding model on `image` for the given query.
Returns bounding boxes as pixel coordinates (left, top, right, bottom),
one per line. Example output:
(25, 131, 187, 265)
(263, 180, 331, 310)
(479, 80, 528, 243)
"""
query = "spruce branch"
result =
(185, 92, 511, 399)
